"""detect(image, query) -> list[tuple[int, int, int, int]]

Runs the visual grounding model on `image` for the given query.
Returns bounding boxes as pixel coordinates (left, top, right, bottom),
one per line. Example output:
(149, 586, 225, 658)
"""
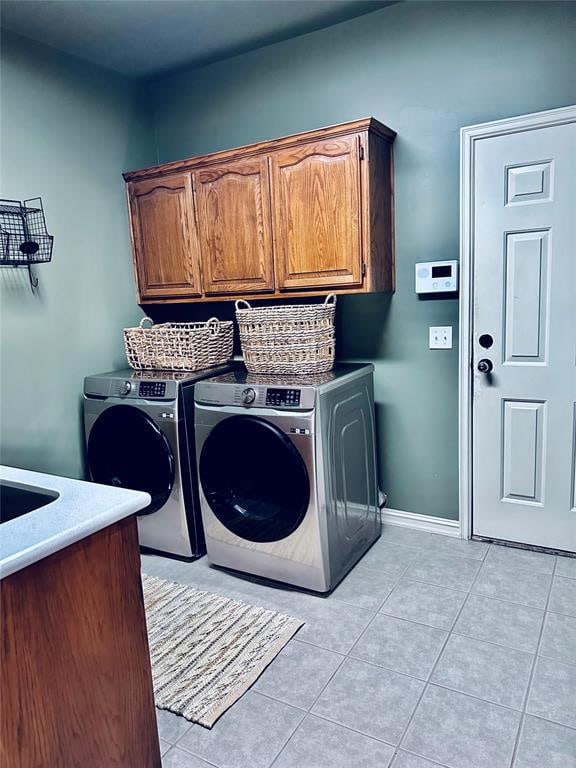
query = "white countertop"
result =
(0, 465, 150, 579)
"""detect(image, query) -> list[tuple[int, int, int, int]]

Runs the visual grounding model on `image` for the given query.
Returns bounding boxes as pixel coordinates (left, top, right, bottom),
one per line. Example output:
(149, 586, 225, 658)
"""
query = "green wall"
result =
(0, 32, 154, 478)
(148, 1, 576, 520)
(1, 4, 575, 518)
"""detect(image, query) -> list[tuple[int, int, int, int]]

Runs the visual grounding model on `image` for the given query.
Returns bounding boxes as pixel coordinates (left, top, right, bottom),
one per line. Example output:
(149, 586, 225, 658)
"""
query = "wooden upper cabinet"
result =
(193, 157, 274, 295)
(123, 118, 396, 303)
(127, 174, 201, 301)
(270, 136, 362, 291)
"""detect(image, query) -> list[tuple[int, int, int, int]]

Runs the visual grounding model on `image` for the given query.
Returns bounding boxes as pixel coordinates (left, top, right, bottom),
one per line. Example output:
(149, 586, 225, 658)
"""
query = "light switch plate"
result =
(429, 326, 452, 349)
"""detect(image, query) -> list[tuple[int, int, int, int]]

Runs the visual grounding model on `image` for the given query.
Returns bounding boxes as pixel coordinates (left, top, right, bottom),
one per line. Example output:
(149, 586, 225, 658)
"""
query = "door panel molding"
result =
(503, 229, 550, 364)
(501, 399, 546, 504)
(505, 160, 554, 205)
(459, 104, 576, 541)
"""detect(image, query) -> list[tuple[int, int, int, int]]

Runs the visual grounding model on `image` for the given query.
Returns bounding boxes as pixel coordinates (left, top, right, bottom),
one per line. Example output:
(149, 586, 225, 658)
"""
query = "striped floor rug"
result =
(142, 573, 303, 728)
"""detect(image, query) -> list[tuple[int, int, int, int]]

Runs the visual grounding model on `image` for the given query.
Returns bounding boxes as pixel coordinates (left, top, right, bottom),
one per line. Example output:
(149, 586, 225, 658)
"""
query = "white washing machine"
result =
(194, 364, 380, 592)
(83, 365, 235, 558)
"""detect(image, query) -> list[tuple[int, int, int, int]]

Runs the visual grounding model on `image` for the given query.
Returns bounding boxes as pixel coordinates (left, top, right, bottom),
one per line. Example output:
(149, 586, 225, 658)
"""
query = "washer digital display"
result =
(139, 381, 166, 398)
(265, 388, 301, 407)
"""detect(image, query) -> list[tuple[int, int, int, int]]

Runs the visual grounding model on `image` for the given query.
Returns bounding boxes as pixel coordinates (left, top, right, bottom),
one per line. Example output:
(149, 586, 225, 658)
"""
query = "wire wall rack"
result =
(0, 198, 54, 288)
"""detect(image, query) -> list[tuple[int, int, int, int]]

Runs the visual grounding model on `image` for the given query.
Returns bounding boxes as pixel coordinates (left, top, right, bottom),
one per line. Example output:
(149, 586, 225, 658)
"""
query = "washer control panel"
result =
(265, 388, 301, 407)
(139, 381, 167, 398)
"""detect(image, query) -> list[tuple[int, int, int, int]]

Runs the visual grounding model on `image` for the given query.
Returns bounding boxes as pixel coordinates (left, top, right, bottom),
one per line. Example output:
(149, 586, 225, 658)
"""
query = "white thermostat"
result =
(415, 260, 459, 294)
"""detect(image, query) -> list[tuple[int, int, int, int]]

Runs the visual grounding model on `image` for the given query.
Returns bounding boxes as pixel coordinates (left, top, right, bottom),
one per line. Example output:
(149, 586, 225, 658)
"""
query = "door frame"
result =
(458, 104, 576, 541)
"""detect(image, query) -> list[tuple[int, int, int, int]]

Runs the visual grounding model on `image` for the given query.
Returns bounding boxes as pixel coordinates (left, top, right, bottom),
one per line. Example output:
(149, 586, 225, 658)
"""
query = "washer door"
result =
(87, 405, 175, 516)
(199, 415, 310, 543)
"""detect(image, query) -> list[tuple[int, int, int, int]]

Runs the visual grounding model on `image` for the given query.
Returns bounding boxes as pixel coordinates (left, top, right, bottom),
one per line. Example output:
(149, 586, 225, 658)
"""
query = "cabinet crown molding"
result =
(123, 117, 395, 182)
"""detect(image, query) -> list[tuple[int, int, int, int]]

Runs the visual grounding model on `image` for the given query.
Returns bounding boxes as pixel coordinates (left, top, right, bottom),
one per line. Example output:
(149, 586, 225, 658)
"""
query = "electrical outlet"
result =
(429, 326, 452, 349)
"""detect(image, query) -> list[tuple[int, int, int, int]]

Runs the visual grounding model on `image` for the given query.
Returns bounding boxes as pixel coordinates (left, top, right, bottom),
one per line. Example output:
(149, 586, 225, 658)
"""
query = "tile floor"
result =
(142, 526, 576, 768)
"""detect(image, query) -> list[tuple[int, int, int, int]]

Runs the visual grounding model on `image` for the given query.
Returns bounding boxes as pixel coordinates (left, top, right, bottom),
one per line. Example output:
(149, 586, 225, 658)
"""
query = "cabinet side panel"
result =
(0, 517, 160, 768)
(126, 184, 144, 303)
(368, 132, 395, 292)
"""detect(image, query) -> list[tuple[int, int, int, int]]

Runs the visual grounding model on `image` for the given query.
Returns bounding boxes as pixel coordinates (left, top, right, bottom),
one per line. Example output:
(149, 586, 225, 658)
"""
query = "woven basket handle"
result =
(235, 299, 252, 311)
(324, 293, 337, 306)
(139, 316, 154, 329)
(206, 317, 221, 335)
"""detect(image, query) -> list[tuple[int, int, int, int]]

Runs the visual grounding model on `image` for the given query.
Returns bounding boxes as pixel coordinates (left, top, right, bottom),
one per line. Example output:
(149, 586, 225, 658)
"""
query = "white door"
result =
(471, 114, 576, 552)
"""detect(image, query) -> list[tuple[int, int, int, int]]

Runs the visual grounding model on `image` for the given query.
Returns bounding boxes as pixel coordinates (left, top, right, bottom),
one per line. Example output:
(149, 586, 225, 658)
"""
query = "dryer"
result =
(83, 365, 234, 558)
(194, 364, 380, 592)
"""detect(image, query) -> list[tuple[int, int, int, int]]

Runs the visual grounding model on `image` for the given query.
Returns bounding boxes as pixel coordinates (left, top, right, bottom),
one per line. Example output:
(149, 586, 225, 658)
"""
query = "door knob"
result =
(477, 359, 493, 374)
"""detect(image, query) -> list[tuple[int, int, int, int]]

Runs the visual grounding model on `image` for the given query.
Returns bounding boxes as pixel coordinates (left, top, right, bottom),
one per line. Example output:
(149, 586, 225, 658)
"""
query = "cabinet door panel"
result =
(270, 136, 363, 290)
(194, 158, 274, 294)
(128, 175, 201, 300)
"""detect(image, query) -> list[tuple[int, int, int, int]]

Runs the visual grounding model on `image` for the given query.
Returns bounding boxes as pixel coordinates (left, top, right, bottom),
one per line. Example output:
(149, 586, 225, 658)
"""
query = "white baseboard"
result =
(382, 508, 461, 538)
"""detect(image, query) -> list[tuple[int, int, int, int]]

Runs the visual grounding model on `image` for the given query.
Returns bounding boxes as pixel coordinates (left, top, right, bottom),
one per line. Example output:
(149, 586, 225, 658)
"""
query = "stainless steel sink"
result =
(0, 481, 59, 524)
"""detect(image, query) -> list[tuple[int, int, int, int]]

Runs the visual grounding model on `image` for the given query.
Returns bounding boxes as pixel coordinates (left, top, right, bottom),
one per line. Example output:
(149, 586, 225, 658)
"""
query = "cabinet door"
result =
(194, 157, 274, 295)
(128, 175, 201, 301)
(270, 136, 363, 291)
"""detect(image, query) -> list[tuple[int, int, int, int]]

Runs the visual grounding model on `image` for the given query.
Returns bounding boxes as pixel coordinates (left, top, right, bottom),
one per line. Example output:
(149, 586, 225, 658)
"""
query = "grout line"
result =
(295, 708, 398, 748)
(508, 552, 558, 768)
(341, 562, 414, 658)
(523, 712, 576, 734)
(454, 587, 548, 611)
(166, 743, 221, 767)
(543, 605, 576, 621)
(269, 563, 412, 767)
(396, 747, 452, 767)
(380, 576, 470, 596)
(251, 689, 308, 712)
(414, 681, 527, 716)
(485, 547, 557, 577)
(284, 712, 397, 760)
(449, 628, 540, 655)
(357, 561, 418, 580)
(536, 647, 576, 668)
(395, 548, 490, 756)
(267, 656, 349, 767)
(291, 635, 348, 656)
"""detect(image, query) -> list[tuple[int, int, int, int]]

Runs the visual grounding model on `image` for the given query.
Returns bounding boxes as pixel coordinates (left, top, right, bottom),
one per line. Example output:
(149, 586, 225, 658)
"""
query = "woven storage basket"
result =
(235, 294, 336, 375)
(123, 316, 233, 372)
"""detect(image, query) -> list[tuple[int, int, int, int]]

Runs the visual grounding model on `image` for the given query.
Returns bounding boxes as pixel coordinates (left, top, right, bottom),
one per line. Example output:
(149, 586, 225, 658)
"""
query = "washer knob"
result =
(122, 380, 132, 394)
(241, 387, 256, 405)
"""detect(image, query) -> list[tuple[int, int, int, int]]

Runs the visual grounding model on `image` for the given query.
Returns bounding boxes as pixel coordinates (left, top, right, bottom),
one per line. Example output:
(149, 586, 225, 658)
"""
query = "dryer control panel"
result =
(266, 388, 301, 407)
(194, 379, 316, 410)
(139, 381, 166, 398)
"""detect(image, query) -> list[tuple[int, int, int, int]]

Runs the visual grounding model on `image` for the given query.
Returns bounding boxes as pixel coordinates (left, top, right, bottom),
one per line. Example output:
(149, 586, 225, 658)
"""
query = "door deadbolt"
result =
(477, 359, 493, 374)
(479, 334, 494, 349)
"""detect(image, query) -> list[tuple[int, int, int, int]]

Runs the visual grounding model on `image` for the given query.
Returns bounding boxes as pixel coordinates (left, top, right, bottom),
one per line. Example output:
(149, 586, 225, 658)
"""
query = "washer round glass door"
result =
(87, 404, 175, 516)
(199, 415, 310, 543)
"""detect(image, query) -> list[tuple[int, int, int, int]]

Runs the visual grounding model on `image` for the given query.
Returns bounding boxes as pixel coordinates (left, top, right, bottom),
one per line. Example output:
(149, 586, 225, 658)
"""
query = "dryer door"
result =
(87, 404, 175, 515)
(199, 415, 310, 543)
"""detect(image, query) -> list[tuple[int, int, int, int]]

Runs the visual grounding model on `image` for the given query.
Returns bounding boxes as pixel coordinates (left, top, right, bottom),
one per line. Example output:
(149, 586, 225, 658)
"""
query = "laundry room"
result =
(1, 2, 575, 767)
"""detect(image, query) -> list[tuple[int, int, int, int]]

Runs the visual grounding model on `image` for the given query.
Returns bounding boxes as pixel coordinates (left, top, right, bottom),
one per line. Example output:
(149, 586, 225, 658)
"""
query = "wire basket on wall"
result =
(0, 198, 54, 287)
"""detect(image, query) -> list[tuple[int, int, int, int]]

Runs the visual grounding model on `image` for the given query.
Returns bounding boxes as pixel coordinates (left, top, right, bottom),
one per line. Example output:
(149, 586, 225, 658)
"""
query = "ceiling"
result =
(0, 0, 390, 79)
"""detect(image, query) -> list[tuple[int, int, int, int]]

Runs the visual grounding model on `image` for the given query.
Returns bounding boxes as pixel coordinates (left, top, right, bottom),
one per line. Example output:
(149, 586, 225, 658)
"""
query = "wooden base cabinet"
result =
(124, 118, 396, 304)
(0, 517, 161, 768)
